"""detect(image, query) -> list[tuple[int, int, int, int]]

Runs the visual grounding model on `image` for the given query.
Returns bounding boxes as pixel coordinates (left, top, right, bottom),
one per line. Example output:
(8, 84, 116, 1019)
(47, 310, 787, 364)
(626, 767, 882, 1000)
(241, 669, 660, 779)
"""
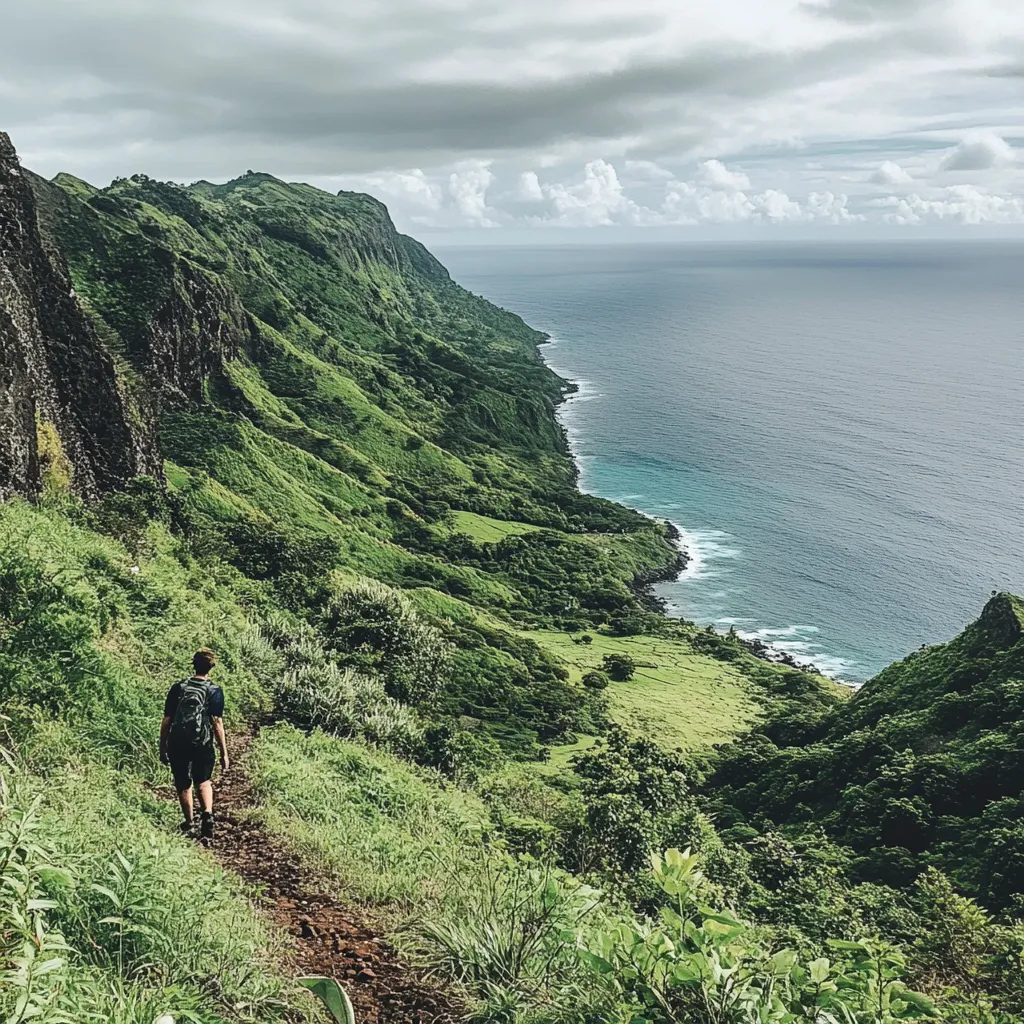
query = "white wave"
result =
(673, 526, 742, 581)
(736, 624, 859, 686)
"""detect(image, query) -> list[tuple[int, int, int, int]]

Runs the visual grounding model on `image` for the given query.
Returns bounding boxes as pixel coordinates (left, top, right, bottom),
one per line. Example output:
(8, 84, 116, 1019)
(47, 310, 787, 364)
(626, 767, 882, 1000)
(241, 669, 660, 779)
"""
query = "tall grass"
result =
(250, 724, 485, 907)
(1, 735, 309, 1023)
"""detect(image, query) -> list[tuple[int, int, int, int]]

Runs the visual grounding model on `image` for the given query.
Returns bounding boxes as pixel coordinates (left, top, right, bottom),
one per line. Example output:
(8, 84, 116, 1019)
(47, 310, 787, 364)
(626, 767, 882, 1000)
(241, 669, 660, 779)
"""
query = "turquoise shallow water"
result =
(435, 242, 1024, 681)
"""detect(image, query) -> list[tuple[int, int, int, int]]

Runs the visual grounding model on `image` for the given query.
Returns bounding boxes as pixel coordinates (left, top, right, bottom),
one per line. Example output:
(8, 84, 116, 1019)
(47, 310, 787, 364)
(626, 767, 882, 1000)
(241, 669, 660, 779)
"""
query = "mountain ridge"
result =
(0, 131, 159, 500)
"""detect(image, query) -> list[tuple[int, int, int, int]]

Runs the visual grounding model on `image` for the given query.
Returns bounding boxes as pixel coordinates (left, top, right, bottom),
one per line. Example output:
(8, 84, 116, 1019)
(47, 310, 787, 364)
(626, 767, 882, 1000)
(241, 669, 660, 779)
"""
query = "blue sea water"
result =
(435, 242, 1024, 682)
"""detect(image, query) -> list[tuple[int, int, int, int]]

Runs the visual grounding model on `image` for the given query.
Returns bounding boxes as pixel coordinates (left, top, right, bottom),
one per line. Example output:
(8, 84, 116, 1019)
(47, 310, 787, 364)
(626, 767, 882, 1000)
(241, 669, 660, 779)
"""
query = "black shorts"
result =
(169, 744, 216, 791)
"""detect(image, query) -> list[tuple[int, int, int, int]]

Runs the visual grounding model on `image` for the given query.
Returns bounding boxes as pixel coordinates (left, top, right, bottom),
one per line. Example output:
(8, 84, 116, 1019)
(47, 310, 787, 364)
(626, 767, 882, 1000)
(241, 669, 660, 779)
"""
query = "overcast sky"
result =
(4, 0, 1024, 236)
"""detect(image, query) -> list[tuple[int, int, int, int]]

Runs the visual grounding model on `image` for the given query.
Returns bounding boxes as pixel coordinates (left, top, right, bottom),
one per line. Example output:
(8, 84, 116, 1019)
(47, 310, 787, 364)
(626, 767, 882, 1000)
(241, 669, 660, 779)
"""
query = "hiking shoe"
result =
(179, 820, 195, 836)
(200, 812, 215, 841)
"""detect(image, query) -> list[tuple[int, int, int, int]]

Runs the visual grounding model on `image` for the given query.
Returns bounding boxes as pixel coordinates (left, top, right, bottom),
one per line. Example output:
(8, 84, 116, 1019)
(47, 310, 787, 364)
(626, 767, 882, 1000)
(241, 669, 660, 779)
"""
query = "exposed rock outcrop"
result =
(0, 132, 159, 500)
(28, 170, 250, 404)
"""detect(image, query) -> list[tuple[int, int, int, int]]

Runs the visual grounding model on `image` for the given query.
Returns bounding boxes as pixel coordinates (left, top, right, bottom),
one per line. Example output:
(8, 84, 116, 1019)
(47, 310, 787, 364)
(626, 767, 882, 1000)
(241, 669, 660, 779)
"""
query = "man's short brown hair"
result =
(193, 648, 217, 675)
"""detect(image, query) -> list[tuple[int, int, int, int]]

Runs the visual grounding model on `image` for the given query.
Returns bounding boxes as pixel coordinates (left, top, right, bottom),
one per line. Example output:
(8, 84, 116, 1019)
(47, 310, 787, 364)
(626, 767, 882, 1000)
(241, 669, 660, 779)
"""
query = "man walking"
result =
(160, 648, 229, 841)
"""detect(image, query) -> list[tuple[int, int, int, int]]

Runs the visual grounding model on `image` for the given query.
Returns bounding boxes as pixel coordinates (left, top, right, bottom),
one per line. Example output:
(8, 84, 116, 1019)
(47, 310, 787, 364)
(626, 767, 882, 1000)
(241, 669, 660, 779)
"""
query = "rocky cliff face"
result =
(0, 132, 159, 501)
(28, 171, 251, 404)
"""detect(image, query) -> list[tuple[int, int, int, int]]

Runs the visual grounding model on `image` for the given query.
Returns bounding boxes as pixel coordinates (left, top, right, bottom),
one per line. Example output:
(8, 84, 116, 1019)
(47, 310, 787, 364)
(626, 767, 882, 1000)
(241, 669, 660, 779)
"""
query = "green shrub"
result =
(581, 670, 610, 691)
(276, 635, 426, 756)
(601, 654, 636, 682)
(579, 848, 938, 1024)
(320, 579, 452, 705)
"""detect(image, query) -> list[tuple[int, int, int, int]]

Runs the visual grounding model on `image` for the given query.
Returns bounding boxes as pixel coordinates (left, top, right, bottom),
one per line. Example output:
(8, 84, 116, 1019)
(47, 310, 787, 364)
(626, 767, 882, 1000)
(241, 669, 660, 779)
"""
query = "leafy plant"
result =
(275, 624, 426, 755)
(419, 853, 600, 1010)
(0, 775, 72, 1024)
(579, 848, 938, 1024)
(298, 976, 356, 1024)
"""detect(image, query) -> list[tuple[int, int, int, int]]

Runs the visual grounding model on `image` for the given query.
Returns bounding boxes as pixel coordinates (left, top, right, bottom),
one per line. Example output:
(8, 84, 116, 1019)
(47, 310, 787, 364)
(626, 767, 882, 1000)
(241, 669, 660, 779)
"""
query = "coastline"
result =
(539, 335, 852, 685)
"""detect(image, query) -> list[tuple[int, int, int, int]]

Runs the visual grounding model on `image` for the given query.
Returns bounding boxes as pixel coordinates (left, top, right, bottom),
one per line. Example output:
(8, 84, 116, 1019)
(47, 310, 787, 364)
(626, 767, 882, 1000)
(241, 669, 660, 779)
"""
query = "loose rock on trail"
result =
(163, 731, 462, 1024)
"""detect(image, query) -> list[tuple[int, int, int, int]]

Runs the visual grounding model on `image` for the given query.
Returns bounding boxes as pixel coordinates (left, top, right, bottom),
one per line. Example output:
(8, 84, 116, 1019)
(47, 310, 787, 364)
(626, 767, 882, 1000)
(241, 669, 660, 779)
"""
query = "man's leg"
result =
(177, 785, 195, 823)
(196, 747, 216, 841)
(197, 780, 213, 815)
(170, 752, 195, 830)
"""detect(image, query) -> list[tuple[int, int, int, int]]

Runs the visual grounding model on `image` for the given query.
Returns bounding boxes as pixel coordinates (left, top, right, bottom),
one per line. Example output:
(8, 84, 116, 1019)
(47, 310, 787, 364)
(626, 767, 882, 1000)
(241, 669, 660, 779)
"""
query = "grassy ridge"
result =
(29, 166, 692, 751)
(706, 592, 1024, 909)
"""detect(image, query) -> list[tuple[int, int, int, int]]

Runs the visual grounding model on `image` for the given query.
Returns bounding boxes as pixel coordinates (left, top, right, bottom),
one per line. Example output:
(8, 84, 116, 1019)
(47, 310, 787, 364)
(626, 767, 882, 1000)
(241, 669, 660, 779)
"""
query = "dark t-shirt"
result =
(163, 678, 225, 721)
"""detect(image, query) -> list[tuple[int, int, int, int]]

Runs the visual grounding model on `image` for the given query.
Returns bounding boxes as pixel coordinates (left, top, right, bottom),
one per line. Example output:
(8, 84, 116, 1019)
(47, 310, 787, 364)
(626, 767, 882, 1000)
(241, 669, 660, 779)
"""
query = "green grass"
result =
(522, 630, 761, 750)
(540, 734, 601, 776)
(448, 510, 543, 543)
(250, 724, 488, 914)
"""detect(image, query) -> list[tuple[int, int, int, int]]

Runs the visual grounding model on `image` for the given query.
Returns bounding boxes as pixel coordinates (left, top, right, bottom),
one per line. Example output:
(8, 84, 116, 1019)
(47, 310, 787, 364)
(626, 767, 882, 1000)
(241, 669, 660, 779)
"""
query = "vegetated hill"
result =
(8, 139, 709, 751)
(706, 592, 1024, 909)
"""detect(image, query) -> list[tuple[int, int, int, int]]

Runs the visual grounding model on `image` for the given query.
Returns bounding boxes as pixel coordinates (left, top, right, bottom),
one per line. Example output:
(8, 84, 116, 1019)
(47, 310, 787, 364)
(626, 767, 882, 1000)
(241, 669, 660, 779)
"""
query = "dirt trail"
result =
(194, 731, 462, 1024)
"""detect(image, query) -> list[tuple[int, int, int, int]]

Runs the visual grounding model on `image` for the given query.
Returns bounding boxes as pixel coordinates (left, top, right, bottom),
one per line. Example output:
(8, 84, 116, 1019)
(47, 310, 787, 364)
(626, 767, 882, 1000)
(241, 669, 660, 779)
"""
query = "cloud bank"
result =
(344, 156, 1024, 230)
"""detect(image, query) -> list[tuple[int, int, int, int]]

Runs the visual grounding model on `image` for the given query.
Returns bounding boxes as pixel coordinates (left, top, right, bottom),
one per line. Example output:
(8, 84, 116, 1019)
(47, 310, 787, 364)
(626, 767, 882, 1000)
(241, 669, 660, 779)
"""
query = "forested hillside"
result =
(2, 129, 1023, 1023)
(707, 593, 1024, 907)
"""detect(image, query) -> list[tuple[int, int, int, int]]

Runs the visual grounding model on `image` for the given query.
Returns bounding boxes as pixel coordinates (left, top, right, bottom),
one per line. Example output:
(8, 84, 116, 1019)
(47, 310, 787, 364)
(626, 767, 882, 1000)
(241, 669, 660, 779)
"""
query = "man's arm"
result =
(212, 717, 230, 773)
(159, 716, 172, 764)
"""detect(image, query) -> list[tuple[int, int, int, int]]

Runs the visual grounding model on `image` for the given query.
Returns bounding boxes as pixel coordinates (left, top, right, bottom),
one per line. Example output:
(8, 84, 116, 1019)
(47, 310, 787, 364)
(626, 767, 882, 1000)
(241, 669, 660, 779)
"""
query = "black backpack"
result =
(169, 678, 213, 750)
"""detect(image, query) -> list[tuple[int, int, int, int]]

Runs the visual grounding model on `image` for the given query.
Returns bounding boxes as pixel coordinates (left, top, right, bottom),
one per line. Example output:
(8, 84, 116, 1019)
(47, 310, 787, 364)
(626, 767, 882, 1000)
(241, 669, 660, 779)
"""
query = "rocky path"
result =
(198, 731, 462, 1024)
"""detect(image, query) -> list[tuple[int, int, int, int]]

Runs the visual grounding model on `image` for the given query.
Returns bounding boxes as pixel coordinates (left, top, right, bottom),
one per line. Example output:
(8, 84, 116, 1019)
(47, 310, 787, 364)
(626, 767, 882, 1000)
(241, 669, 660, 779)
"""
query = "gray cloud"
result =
(800, 0, 937, 24)
(0, 0, 1021, 236)
(4, 11, 860, 163)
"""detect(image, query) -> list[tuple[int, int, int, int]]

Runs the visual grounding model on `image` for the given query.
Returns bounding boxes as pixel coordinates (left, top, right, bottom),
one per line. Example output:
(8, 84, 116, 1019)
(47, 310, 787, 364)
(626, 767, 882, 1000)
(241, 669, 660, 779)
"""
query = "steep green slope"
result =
(25, 165, 693, 750)
(706, 593, 1024, 908)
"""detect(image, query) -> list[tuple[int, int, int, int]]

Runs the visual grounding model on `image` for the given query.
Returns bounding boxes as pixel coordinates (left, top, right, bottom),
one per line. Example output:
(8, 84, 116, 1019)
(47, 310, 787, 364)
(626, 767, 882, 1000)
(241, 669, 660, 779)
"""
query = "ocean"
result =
(434, 241, 1024, 682)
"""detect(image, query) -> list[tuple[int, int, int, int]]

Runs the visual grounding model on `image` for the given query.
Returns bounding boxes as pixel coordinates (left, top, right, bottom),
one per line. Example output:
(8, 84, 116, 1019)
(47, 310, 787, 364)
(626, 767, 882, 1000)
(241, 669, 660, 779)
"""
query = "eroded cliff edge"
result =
(0, 132, 158, 500)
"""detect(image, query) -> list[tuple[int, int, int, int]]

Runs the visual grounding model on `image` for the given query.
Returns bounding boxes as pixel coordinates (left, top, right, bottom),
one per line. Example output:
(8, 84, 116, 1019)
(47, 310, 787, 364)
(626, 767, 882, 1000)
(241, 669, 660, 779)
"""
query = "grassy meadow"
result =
(522, 629, 761, 749)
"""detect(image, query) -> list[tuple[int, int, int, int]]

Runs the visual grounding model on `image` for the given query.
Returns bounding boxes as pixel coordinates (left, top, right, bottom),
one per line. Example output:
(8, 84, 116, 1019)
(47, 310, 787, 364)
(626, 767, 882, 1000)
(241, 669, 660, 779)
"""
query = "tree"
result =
(582, 670, 610, 691)
(602, 653, 636, 682)
(320, 580, 452, 705)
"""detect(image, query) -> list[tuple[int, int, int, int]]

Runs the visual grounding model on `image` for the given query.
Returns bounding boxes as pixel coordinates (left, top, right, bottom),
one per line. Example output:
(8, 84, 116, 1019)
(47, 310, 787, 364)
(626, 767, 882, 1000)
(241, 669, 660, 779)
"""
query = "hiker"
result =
(159, 649, 229, 840)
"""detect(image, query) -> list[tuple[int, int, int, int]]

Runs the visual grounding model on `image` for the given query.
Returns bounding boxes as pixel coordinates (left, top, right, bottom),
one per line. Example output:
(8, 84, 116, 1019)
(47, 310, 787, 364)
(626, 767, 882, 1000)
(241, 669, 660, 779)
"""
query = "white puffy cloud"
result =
(362, 168, 443, 209)
(940, 132, 1016, 172)
(697, 159, 751, 191)
(805, 191, 861, 222)
(539, 159, 647, 227)
(517, 170, 545, 201)
(875, 185, 1024, 224)
(870, 160, 912, 185)
(660, 179, 853, 224)
(663, 181, 751, 223)
(447, 161, 495, 225)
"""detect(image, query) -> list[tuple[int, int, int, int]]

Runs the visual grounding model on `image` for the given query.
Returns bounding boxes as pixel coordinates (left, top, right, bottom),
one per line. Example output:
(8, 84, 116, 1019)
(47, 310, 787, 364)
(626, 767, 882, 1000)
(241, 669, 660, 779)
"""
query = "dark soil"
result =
(169, 730, 463, 1024)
